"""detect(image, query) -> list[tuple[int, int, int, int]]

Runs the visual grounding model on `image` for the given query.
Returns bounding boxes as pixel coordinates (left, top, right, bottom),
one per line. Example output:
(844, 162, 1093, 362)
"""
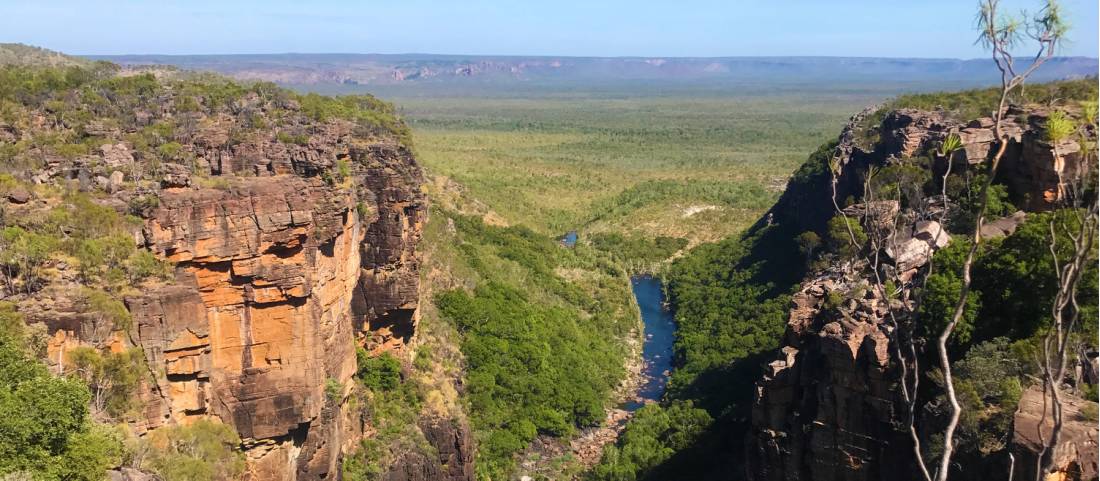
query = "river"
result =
(546, 249, 678, 467)
(558, 230, 674, 408)
(624, 275, 676, 411)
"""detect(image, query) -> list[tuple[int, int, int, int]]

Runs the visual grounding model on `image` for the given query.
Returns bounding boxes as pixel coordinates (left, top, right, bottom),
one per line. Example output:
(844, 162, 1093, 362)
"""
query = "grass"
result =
(395, 92, 870, 244)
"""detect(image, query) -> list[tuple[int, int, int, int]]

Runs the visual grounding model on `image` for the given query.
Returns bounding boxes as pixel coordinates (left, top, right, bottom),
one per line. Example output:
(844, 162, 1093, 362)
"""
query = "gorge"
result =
(0, 39, 1097, 481)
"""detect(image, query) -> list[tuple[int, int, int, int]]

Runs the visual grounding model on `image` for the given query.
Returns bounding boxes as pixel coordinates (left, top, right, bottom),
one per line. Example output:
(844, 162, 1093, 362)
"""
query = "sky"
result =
(1, 0, 1097, 58)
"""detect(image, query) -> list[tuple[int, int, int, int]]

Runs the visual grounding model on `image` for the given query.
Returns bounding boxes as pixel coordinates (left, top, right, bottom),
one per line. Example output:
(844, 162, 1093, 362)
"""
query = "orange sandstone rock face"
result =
(127, 144, 425, 480)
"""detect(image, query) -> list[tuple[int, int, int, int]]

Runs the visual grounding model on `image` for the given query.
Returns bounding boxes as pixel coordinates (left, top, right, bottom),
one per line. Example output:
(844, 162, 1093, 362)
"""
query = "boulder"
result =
(913, 220, 949, 248)
(843, 200, 900, 236)
(885, 220, 950, 272)
(108, 170, 125, 193)
(1011, 386, 1098, 481)
(6, 188, 31, 204)
(100, 142, 134, 168)
(980, 211, 1027, 239)
(160, 163, 192, 188)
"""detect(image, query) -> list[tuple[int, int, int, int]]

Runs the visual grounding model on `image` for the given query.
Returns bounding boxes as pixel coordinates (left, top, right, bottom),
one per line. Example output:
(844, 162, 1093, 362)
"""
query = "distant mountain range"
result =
(92, 53, 1098, 90)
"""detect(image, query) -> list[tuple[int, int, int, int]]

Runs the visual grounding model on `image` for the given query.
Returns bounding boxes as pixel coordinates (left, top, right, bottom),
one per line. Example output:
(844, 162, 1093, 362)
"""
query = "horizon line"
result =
(83, 51, 1100, 62)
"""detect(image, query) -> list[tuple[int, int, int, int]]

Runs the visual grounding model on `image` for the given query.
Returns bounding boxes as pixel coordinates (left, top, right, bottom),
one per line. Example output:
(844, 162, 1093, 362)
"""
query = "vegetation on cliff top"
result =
(0, 43, 93, 68)
(0, 61, 411, 175)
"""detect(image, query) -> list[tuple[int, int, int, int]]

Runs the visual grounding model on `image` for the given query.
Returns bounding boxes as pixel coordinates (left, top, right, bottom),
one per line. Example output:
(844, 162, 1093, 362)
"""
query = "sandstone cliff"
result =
(0, 63, 471, 480)
(128, 139, 424, 480)
(748, 100, 1097, 481)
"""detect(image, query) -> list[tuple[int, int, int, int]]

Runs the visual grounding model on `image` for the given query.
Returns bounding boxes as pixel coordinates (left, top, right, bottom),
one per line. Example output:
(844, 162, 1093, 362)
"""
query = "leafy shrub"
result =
(918, 239, 982, 345)
(81, 287, 133, 332)
(276, 131, 309, 145)
(0, 315, 122, 480)
(0, 225, 57, 292)
(344, 350, 426, 481)
(1044, 110, 1076, 143)
(825, 215, 867, 259)
(325, 378, 344, 404)
(1081, 402, 1099, 422)
(589, 401, 712, 481)
(335, 158, 352, 182)
(356, 349, 402, 392)
(143, 419, 245, 481)
(973, 209, 1099, 342)
(945, 173, 1014, 232)
(930, 338, 1024, 457)
(796, 231, 821, 264)
(67, 346, 145, 418)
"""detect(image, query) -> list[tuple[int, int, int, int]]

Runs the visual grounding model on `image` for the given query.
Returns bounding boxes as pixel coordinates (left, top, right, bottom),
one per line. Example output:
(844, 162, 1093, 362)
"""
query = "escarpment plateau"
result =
(747, 89, 1098, 481)
(0, 63, 473, 480)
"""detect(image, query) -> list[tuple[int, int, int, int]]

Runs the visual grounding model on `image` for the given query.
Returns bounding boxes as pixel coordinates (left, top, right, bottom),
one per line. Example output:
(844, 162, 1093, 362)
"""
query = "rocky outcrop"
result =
(748, 264, 927, 481)
(1011, 386, 1099, 481)
(880, 106, 1091, 211)
(769, 104, 1089, 234)
(748, 102, 1096, 481)
(383, 418, 475, 481)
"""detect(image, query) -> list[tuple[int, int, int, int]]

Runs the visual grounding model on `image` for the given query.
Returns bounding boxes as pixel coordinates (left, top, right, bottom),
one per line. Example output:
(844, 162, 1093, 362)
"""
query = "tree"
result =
(143, 419, 245, 481)
(68, 346, 144, 419)
(0, 317, 122, 480)
(825, 215, 866, 259)
(0, 226, 56, 294)
(355, 349, 402, 392)
(796, 231, 821, 265)
(933, 3, 1067, 480)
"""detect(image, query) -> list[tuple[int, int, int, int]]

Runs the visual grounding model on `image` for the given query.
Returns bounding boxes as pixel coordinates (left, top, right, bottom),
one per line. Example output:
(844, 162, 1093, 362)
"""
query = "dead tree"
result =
(1032, 111, 1098, 480)
(934, 2, 1066, 480)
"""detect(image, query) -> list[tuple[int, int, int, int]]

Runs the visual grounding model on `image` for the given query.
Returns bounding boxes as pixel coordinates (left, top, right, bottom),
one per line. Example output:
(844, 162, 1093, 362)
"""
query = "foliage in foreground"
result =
(0, 304, 123, 481)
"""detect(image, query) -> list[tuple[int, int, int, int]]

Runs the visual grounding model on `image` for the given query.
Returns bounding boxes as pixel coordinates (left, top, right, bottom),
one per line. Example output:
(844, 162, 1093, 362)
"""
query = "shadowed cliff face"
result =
(748, 102, 1096, 481)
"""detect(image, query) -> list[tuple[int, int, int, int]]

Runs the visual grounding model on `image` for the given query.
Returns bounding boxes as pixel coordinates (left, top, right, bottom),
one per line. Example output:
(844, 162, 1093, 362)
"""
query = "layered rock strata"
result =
(126, 145, 424, 479)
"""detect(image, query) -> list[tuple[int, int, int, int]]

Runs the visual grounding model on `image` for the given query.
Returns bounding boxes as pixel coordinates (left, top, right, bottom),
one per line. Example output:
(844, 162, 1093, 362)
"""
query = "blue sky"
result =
(1, 0, 1097, 58)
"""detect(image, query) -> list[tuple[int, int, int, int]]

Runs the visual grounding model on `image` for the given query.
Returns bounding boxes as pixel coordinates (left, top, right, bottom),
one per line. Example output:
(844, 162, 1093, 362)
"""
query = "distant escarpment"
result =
(93, 52, 1098, 90)
(0, 62, 470, 480)
(748, 80, 1098, 481)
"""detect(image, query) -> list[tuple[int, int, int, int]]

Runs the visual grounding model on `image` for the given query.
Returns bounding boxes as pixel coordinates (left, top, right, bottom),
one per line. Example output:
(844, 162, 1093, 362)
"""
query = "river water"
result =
(557, 232, 676, 411)
(624, 275, 676, 411)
